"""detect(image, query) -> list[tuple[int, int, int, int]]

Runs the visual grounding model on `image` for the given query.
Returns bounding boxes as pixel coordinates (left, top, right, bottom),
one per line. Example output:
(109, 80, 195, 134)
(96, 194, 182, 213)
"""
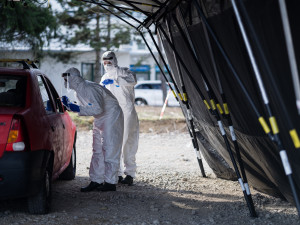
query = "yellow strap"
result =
(258, 117, 271, 134)
(223, 103, 230, 115)
(290, 129, 300, 148)
(210, 99, 216, 110)
(216, 104, 224, 114)
(269, 117, 279, 134)
(183, 93, 187, 102)
(171, 90, 177, 99)
(178, 93, 183, 101)
(203, 100, 211, 109)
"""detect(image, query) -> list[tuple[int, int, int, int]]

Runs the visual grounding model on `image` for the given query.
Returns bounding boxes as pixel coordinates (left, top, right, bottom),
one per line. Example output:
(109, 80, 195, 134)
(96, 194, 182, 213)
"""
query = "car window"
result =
(37, 75, 55, 114)
(137, 84, 152, 89)
(44, 77, 64, 113)
(0, 75, 26, 107)
(135, 83, 162, 89)
(152, 84, 161, 89)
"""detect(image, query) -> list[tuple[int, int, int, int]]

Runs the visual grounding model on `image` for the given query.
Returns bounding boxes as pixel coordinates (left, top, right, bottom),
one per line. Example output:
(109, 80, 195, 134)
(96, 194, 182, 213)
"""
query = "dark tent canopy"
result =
(86, 0, 300, 215)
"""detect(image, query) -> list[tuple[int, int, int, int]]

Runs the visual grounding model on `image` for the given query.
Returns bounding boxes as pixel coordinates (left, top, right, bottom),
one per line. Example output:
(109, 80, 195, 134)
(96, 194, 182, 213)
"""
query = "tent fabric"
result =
(96, 0, 300, 204)
(158, 0, 300, 203)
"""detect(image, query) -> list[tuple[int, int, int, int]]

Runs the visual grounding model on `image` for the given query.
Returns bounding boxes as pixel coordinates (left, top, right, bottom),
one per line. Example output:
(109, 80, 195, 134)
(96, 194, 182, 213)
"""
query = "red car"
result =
(0, 60, 77, 214)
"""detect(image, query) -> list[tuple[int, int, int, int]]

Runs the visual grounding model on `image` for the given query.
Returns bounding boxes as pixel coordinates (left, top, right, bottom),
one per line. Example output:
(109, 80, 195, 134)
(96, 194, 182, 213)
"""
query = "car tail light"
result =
(5, 118, 26, 152)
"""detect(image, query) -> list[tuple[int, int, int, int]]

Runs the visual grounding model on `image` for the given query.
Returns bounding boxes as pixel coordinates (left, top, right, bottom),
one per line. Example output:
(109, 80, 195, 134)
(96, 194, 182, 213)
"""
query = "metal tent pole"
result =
(235, 0, 300, 151)
(101, 0, 144, 24)
(278, 0, 300, 114)
(89, 1, 202, 183)
(231, 0, 300, 215)
(121, 0, 151, 16)
(192, 0, 273, 140)
(138, 29, 178, 100)
(88, 0, 180, 99)
(157, 25, 213, 115)
(146, 28, 181, 102)
(173, 8, 256, 217)
(87, 0, 139, 29)
(165, 18, 206, 177)
(196, 3, 257, 217)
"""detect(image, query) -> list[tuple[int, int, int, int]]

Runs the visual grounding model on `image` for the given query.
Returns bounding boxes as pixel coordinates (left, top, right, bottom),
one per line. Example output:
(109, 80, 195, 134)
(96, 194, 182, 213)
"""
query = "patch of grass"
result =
(136, 106, 185, 121)
(68, 106, 185, 130)
(68, 112, 94, 130)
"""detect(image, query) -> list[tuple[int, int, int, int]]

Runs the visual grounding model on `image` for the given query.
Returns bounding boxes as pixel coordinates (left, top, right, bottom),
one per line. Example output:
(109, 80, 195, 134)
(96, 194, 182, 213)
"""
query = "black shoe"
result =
(121, 175, 133, 186)
(80, 181, 102, 192)
(98, 182, 116, 192)
(118, 176, 123, 183)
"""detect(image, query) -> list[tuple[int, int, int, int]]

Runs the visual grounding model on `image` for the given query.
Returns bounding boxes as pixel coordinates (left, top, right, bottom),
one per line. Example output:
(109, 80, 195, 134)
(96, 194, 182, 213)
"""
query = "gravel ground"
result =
(0, 128, 299, 225)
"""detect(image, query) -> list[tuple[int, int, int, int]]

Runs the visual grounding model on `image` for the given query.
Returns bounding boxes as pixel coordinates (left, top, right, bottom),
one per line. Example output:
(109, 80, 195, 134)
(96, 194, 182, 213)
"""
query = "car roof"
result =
(0, 67, 43, 77)
(0, 67, 31, 75)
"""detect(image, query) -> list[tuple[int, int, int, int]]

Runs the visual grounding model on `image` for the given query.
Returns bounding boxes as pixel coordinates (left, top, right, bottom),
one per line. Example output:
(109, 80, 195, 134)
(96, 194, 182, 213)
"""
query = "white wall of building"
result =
(0, 39, 168, 101)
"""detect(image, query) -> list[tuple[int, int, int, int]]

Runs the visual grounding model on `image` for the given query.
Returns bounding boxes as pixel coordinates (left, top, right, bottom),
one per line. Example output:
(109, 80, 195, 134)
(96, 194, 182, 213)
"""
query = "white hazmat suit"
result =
(65, 67, 124, 185)
(100, 51, 139, 179)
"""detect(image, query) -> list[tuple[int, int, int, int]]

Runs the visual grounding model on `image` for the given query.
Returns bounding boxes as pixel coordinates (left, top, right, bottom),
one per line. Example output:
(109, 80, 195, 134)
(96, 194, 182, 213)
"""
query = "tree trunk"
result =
(95, 49, 101, 83)
(107, 11, 111, 50)
(94, 12, 101, 83)
(158, 35, 167, 106)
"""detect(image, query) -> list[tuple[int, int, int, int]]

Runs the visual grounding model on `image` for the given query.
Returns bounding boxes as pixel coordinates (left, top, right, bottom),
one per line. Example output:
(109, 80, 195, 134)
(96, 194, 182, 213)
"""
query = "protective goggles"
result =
(102, 57, 113, 60)
(61, 73, 70, 78)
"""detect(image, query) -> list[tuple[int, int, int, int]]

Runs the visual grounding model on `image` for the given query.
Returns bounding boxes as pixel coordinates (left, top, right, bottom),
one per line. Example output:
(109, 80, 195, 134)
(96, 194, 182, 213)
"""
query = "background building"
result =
(0, 39, 170, 101)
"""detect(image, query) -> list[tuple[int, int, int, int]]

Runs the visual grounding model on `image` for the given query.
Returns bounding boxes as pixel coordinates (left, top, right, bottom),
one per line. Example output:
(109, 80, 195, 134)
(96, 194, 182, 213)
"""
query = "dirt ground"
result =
(0, 106, 299, 224)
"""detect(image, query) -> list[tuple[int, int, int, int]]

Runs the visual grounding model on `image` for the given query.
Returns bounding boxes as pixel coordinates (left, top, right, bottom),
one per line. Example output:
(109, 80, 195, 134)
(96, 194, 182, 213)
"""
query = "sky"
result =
(45, 0, 153, 51)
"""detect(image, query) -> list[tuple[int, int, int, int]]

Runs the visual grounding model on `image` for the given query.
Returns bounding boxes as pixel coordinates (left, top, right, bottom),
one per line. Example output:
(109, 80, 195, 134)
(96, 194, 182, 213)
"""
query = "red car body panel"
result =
(0, 67, 76, 198)
(0, 114, 14, 157)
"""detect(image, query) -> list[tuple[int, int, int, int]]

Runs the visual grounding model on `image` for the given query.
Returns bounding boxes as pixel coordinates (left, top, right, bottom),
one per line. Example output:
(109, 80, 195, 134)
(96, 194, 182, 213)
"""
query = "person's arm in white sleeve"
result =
(78, 91, 104, 116)
(78, 102, 104, 116)
(115, 67, 137, 87)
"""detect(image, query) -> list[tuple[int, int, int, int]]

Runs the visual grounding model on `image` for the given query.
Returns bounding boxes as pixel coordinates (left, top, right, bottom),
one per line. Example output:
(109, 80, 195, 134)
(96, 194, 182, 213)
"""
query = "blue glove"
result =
(61, 95, 70, 107)
(69, 103, 80, 112)
(46, 100, 52, 111)
(102, 79, 114, 86)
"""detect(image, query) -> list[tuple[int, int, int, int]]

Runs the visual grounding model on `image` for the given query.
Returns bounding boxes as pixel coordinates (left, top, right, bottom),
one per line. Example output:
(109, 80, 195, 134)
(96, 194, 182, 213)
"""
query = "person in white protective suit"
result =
(61, 67, 124, 192)
(100, 51, 139, 186)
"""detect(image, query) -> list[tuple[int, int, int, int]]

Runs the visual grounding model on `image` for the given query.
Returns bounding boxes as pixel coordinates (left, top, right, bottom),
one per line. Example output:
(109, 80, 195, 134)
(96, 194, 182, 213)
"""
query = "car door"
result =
(37, 75, 64, 175)
(152, 83, 162, 105)
(43, 77, 73, 170)
(136, 84, 154, 105)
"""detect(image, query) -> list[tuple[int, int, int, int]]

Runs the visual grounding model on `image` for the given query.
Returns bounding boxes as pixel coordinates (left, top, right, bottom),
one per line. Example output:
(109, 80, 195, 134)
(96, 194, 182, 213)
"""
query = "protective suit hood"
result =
(64, 67, 84, 90)
(102, 51, 118, 74)
(102, 51, 118, 66)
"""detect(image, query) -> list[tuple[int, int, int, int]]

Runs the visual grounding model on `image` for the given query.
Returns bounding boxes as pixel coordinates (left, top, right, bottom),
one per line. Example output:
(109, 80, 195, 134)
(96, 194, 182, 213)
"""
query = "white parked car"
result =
(134, 80, 179, 106)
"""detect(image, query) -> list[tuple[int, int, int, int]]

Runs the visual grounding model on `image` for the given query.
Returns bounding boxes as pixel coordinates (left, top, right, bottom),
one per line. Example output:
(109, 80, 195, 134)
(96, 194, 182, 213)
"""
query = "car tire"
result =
(135, 98, 147, 106)
(27, 165, 52, 214)
(59, 140, 76, 180)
